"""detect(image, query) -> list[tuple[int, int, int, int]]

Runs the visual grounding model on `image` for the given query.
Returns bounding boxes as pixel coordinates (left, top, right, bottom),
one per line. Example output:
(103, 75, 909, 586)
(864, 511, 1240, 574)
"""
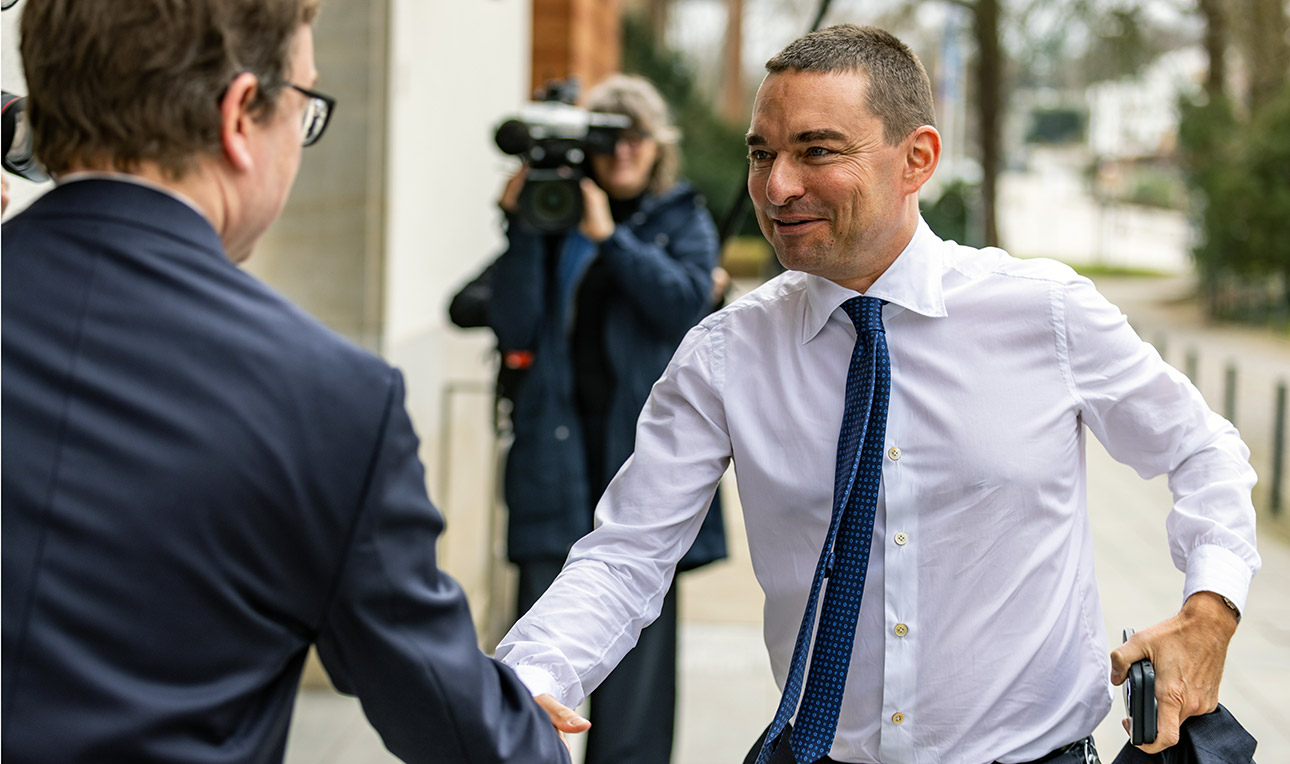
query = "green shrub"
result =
(1026, 106, 1087, 144)
(1179, 87, 1290, 324)
(621, 14, 759, 240)
(921, 179, 985, 248)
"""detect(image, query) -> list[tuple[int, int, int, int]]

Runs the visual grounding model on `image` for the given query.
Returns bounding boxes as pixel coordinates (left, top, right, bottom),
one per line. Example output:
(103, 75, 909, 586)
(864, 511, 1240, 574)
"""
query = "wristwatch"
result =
(1220, 595, 1241, 623)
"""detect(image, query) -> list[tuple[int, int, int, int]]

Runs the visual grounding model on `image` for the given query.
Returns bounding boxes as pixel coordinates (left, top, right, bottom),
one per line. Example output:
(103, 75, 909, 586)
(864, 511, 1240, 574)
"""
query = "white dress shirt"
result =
(496, 218, 1260, 764)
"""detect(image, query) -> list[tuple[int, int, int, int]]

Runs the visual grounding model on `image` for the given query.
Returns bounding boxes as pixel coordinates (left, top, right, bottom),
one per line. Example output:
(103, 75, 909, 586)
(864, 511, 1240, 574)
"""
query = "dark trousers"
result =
(517, 559, 679, 764)
(743, 723, 1101, 764)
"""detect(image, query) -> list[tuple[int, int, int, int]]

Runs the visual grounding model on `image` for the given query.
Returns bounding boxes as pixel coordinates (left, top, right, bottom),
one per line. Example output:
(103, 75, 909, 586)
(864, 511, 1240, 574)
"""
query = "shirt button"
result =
(894, 623, 909, 637)
(894, 532, 908, 546)
(887, 446, 901, 461)
(554, 425, 570, 440)
(892, 712, 905, 725)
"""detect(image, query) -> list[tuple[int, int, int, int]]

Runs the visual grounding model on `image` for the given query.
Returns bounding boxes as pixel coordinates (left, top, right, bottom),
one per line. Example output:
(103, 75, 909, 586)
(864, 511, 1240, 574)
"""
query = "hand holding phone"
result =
(1121, 628, 1157, 746)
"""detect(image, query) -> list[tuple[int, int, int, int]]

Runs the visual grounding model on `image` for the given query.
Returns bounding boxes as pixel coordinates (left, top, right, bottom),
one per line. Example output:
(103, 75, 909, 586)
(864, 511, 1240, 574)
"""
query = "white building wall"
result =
(384, 0, 532, 636)
(1086, 47, 1206, 159)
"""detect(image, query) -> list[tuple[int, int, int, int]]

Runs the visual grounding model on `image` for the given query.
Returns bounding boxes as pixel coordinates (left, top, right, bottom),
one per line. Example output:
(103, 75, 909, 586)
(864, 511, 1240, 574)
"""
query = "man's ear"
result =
(903, 125, 942, 194)
(219, 72, 260, 172)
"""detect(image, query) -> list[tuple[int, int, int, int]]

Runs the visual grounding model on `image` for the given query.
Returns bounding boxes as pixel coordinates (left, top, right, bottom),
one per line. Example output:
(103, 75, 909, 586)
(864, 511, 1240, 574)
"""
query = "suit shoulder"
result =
(245, 285, 397, 395)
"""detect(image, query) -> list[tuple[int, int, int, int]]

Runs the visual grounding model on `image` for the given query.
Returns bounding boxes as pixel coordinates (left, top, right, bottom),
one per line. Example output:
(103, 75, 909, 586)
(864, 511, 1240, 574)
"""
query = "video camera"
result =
(3, 0, 49, 182)
(493, 78, 630, 232)
(3, 91, 48, 182)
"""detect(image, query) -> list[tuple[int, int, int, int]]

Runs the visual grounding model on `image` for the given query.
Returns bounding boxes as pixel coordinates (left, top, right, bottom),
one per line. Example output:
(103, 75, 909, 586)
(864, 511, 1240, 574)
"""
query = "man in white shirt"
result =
(497, 24, 1259, 764)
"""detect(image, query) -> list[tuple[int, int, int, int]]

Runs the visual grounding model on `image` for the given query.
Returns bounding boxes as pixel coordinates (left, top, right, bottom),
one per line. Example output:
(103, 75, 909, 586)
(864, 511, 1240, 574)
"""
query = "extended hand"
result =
(1109, 591, 1237, 753)
(535, 693, 591, 750)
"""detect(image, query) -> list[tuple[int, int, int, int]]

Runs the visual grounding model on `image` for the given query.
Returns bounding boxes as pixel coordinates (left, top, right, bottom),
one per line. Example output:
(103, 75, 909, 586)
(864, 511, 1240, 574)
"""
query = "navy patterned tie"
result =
(756, 296, 890, 764)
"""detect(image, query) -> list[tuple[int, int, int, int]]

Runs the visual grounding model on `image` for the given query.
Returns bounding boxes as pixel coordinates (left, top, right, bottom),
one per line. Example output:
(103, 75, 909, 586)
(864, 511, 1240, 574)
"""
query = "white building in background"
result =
(1086, 46, 1207, 159)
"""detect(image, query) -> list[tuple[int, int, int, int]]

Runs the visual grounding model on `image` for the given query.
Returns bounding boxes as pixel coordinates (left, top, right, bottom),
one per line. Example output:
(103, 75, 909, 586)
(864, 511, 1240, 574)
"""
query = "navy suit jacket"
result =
(1, 180, 567, 764)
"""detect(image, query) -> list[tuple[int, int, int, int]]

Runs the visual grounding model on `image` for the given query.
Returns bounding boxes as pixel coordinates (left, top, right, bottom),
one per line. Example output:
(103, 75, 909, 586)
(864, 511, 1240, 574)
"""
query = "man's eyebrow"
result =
(795, 129, 847, 143)
(745, 129, 848, 147)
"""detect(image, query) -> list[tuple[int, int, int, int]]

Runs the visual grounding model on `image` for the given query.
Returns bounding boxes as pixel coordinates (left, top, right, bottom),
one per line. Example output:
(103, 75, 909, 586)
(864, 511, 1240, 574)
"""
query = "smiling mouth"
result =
(773, 218, 820, 229)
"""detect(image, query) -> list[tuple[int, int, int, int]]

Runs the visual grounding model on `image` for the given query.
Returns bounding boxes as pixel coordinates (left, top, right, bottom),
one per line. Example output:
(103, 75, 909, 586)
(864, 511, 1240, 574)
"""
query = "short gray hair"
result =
(586, 74, 681, 195)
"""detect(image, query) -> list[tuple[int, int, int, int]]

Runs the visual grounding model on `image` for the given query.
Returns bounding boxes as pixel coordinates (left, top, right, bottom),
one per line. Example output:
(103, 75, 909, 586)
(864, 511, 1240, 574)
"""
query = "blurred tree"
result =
(1197, 0, 1225, 99)
(1179, 0, 1290, 324)
(722, 0, 747, 125)
(944, 0, 1003, 246)
(1233, 0, 1290, 111)
(620, 12, 758, 239)
(919, 0, 1179, 247)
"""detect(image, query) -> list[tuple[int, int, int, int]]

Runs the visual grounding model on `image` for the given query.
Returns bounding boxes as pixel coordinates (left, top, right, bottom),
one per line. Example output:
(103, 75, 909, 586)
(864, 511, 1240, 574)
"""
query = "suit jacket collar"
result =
(28, 178, 227, 263)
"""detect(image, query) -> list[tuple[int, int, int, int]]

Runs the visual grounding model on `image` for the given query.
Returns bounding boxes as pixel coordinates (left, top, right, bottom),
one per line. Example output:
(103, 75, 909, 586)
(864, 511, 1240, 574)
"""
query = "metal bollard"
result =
(1224, 364, 1237, 426)
(1273, 381, 1286, 517)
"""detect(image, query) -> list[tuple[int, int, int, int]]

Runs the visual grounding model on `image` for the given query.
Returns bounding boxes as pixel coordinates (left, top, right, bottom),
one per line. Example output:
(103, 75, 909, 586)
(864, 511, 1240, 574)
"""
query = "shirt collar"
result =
(801, 216, 948, 343)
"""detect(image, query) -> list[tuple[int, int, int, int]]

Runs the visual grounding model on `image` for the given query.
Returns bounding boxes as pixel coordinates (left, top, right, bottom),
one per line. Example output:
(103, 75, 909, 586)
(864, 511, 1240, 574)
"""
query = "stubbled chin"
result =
(770, 240, 810, 268)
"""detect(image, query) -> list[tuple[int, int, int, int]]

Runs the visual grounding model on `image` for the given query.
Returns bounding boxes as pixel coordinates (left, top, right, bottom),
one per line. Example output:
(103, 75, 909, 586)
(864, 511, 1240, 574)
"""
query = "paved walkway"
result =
(284, 272, 1290, 763)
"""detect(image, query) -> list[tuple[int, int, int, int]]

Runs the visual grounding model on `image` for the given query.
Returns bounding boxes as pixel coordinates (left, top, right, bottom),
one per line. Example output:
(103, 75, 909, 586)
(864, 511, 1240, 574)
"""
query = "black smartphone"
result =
(1122, 628, 1157, 746)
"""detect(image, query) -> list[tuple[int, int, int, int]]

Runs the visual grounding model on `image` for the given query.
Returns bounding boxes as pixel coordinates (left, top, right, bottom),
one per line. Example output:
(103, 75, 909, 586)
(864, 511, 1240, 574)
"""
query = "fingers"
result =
(535, 693, 591, 734)
(1109, 632, 1148, 686)
(579, 176, 608, 204)
(1110, 600, 1234, 754)
(499, 166, 528, 213)
(1140, 691, 1182, 754)
(577, 178, 614, 242)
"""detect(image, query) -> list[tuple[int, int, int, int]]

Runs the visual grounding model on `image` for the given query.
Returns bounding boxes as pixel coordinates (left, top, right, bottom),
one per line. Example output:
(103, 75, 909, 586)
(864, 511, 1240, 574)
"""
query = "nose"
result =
(763, 157, 804, 207)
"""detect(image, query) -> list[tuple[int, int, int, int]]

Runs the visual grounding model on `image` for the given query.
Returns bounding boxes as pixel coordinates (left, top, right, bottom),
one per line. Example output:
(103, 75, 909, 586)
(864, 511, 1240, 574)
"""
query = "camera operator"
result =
(486, 73, 728, 764)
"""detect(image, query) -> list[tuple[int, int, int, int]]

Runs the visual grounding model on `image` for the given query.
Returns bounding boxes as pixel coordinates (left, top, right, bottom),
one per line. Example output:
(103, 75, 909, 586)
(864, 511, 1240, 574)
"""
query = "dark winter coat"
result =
(488, 182, 727, 568)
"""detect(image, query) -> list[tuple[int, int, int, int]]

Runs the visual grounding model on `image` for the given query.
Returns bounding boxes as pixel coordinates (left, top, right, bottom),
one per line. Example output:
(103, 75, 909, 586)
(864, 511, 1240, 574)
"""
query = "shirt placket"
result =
(879, 338, 919, 764)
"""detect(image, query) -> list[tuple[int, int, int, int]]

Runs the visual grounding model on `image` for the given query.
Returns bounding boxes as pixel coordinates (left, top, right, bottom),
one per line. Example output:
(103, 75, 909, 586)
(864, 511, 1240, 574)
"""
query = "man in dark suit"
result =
(1, 1, 579, 762)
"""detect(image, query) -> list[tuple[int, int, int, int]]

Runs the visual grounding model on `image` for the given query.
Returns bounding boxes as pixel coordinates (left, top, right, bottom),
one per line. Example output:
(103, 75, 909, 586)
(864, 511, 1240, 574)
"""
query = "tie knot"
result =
(841, 296, 884, 334)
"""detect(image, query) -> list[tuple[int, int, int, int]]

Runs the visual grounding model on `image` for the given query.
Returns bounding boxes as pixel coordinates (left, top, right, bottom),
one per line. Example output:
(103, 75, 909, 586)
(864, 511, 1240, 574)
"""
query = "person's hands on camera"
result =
(499, 165, 614, 241)
(498, 165, 529, 215)
(578, 177, 614, 243)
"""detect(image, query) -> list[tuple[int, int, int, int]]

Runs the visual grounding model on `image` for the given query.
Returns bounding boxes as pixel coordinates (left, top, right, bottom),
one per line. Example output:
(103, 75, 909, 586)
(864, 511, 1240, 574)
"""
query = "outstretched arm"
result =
(316, 371, 569, 763)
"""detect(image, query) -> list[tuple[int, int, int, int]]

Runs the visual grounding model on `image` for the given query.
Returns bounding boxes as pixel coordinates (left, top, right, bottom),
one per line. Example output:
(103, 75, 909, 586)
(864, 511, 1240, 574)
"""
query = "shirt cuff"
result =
(1183, 543, 1254, 614)
(511, 664, 564, 700)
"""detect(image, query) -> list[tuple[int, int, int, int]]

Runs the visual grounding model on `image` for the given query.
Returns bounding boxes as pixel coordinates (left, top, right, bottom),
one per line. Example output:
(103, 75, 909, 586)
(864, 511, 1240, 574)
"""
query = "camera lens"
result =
(533, 182, 575, 217)
(518, 177, 582, 232)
